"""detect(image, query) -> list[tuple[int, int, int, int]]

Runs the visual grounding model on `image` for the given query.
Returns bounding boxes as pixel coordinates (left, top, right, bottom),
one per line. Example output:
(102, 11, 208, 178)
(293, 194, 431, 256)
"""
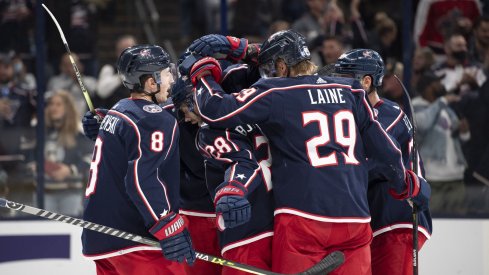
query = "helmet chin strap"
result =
(140, 82, 161, 104)
(367, 86, 375, 95)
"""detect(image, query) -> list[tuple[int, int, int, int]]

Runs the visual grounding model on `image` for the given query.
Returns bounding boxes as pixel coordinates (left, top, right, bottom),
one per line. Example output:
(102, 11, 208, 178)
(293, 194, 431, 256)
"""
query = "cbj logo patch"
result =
(143, 105, 163, 113)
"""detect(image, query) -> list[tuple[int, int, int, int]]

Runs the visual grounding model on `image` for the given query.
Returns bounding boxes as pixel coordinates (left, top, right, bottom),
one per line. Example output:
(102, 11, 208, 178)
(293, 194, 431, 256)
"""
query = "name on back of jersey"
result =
(307, 88, 346, 105)
(234, 124, 255, 136)
(100, 115, 120, 134)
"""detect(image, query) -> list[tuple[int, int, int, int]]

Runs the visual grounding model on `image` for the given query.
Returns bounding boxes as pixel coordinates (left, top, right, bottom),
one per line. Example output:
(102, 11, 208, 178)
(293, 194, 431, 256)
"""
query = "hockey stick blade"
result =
(0, 198, 342, 275)
(297, 250, 344, 275)
(42, 4, 95, 113)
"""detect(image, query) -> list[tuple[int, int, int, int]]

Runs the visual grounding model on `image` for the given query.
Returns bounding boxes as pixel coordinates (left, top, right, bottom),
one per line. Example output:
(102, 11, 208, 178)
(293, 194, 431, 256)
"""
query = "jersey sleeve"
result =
(352, 89, 407, 194)
(221, 63, 261, 94)
(194, 75, 272, 128)
(121, 114, 180, 227)
(197, 127, 262, 198)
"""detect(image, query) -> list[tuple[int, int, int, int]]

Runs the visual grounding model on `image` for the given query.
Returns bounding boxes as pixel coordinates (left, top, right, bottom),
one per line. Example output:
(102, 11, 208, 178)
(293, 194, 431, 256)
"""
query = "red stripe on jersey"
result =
(198, 78, 356, 123)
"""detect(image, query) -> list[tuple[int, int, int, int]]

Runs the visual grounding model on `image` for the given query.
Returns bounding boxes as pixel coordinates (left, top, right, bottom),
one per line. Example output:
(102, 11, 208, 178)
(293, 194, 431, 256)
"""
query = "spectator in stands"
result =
(411, 47, 436, 97)
(0, 1, 34, 58)
(0, 52, 36, 214)
(291, 0, 344, 44)
(310, 35, 345, 68)
(94, 34, 136, 109)
(452, 47, 489, 215)
(469, 15, 489, 64)
(414, 0, 481, 55)
(43, 0, 104, 77)
(413, 72, 467, 216)
(434, 33, 486, 96)
(11, 53, 36, 91)
(47, 52, 97, 118)
(27, 90, 93, 216)
(0, 52, 35, 161)
(349, 4, 402, 61)
(231, 0, 282, 40)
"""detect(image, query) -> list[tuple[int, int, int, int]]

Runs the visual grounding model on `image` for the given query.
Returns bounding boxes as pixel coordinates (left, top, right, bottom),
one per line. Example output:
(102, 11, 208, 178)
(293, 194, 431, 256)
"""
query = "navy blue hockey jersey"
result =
(194, 74, 407, 222)
(197, 123, 274, 252)
(368, 99, 432, 238)
(82, 98, 180, 258)
(162, 104, 215, 216)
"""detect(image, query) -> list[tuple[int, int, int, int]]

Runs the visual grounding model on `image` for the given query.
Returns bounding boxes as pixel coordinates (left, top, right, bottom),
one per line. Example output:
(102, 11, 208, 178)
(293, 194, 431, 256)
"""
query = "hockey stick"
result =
(42, 4, 95, 113)
(393, 75, 419, 275)
(0, 198, 344, 275)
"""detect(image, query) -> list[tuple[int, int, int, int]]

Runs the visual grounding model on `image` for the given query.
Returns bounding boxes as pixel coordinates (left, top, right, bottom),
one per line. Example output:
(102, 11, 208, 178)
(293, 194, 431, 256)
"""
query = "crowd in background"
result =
(0, 0, 488, 218)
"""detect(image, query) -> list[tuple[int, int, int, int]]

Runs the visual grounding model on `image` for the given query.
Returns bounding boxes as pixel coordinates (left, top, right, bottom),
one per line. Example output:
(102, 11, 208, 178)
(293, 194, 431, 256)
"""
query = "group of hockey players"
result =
(80, 29, 432, 275)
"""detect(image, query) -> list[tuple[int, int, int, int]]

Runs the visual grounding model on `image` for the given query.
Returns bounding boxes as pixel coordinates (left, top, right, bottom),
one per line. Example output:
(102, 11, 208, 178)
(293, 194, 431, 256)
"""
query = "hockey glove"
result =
(410, 177, 431, 211)
(178, 50, 199, 77)
(188, 34, 248, 62)
(389, 170, 430, 210)
(149, 212, 196, 265)
(189, 57, 222, 86)
(82, 108, 108, 141)
(214, 180, 251, 231)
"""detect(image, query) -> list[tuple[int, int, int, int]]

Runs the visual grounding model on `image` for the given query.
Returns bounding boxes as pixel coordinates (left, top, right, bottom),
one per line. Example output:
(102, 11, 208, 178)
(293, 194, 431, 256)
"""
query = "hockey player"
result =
(81, 45, 195, 274)
(334, 48, 432, 275)
(172, 72, 274, 275)
(82, 62, 221, 274)
(181, 30, 430, 275)
(169, 80, 222, 275)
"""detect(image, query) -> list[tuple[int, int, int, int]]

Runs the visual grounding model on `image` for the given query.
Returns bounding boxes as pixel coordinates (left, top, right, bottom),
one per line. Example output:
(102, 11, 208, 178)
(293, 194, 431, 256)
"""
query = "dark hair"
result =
(416, 71, 443, 94)
(473, 14, 489, 30)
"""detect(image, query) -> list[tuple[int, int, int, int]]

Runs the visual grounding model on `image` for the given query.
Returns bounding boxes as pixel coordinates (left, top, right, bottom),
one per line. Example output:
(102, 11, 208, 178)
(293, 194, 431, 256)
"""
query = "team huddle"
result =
(80, 30, 432, 275)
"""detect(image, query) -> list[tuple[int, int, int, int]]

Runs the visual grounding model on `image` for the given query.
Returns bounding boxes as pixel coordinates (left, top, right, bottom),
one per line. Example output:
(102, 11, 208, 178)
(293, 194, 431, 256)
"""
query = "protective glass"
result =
(333, 71, 364, 82)
(259, 60, 277, 78)
(153, 63, 178, 85)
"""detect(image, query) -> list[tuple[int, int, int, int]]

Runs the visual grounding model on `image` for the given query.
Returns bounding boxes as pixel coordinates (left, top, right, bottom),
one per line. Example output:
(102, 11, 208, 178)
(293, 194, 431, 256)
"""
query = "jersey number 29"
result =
(303, 111, 359, 167)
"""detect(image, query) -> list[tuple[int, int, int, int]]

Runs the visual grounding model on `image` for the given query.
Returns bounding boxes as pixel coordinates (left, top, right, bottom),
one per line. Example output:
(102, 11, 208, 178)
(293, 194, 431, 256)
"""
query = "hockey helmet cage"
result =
(335, 48, 385, 87)
(117, 44, 175, 91)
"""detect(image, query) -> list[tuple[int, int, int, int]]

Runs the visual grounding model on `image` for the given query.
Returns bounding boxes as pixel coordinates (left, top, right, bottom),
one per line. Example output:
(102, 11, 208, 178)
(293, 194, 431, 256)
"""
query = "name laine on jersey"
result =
(307, 88, 346, 105)
(100, 115, 120, 134)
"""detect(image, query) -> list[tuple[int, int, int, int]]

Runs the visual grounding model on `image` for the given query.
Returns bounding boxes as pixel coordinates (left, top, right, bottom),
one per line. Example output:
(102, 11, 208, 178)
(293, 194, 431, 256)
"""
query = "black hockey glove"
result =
(214, 181, 251, 231)
(188, 34, 248, 62)
(149, 212, 196, 265)
(82, 108, 108, 141)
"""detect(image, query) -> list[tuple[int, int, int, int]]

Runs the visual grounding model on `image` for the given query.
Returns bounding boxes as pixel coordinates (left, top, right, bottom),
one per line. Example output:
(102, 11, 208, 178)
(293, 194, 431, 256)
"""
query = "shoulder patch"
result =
(143, 104, 163, 113)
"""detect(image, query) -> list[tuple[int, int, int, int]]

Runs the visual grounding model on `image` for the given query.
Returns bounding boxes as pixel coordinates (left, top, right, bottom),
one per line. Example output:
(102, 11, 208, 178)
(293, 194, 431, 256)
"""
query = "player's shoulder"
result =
(251, 74, 356, 90)
(113, 99, 176, 127)
(222, 63, 249, 78)
(376, 98, 403, 116)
